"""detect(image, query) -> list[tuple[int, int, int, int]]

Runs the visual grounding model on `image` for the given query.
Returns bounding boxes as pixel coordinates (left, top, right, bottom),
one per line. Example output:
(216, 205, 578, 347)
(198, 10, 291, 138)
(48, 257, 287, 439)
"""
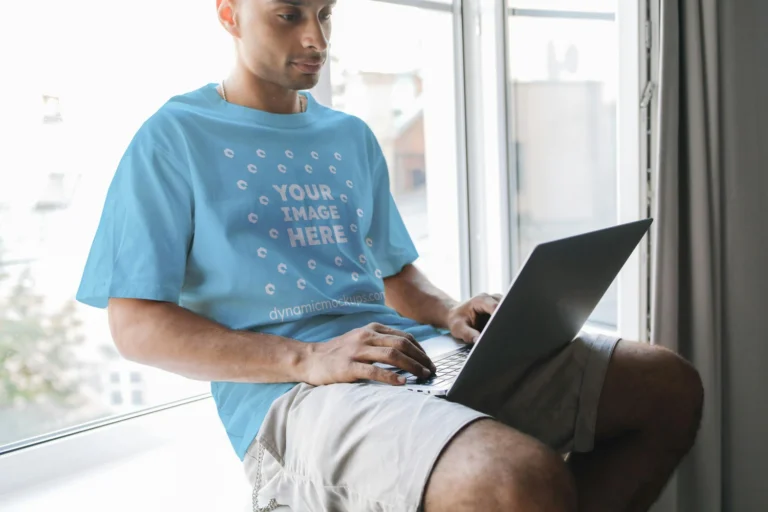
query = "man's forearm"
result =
(108, 298, 310, 384)
(383, 264, 458, 329)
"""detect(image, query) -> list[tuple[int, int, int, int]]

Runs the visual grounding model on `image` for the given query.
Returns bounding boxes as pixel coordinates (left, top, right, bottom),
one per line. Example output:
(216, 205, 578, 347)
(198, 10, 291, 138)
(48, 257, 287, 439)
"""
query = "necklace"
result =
(220, 79, 306, 113)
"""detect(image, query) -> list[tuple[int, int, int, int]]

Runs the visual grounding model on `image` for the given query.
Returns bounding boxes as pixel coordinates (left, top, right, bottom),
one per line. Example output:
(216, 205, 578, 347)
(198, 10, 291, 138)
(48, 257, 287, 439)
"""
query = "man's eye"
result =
(279, 14, 298, 22)
(321, 12, 333, 21)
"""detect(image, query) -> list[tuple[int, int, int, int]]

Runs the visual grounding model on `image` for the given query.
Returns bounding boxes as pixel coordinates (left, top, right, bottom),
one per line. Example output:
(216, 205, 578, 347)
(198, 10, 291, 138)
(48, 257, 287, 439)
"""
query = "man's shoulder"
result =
(127, 85, 213, 151)
(310, 99, 374, 136)
(148, 84, 212, 127)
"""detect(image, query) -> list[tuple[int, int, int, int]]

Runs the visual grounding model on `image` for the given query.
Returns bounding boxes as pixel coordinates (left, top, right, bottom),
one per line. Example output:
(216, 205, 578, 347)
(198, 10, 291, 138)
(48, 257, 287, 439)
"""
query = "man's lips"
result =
(292, 61, 324, 74)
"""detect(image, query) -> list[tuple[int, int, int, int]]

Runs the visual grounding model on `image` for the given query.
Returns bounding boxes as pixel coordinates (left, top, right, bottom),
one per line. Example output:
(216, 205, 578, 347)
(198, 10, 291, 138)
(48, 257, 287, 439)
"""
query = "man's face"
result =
(220, 0, 335, 91)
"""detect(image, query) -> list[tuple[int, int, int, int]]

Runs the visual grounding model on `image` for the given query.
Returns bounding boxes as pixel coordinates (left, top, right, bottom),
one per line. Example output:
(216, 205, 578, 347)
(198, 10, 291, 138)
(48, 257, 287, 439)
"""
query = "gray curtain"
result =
(652, 1, 768, 511)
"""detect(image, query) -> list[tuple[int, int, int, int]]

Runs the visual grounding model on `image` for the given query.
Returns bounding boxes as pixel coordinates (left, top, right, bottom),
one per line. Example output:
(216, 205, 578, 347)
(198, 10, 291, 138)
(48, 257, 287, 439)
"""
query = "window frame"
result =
(465, 0, 649, 340)
(615, 0, 650, 342)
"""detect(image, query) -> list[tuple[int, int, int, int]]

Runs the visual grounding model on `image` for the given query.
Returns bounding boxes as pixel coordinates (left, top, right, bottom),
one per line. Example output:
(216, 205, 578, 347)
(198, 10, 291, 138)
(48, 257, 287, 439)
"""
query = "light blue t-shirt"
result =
(76, 84, 444, 459)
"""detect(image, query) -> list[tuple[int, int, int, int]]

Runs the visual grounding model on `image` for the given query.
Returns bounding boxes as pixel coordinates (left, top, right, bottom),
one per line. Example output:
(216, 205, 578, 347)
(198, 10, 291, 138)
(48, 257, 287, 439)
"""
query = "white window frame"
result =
(463, 0, 515, 298)
(616, 0, 648, 342)
(464, 0, 650, 341)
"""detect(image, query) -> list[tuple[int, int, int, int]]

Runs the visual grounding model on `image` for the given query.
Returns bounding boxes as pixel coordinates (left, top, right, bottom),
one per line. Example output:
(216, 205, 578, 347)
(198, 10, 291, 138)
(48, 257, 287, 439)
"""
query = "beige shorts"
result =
(244, 332, 619, 512)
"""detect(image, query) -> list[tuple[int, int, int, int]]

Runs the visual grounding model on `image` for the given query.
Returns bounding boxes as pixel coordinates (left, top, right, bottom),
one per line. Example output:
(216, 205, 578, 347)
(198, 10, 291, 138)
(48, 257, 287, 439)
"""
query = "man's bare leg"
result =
(567, 341, 704, 511)
(423, 419, 577, 511)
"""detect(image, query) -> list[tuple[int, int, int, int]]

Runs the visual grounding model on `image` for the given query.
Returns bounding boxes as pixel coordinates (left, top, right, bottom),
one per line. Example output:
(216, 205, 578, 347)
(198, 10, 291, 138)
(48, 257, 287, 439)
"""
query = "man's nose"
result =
(301, 19, 329, 52)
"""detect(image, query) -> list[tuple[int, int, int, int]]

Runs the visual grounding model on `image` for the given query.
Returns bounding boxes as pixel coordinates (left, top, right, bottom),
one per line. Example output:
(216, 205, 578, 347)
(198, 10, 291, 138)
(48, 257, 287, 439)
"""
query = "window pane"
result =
(330, 0, 462, 300)
(131, 390, 145, 407)
(110, 392, 124, 407)
(506, 3, 620, 328)
(0, 0, 228, 449)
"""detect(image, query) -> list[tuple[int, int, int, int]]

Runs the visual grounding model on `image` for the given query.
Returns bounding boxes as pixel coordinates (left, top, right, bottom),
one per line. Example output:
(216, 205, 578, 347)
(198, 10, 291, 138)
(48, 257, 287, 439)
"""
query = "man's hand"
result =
(301, 323, 436, 387)
(445, 293, 503, 344)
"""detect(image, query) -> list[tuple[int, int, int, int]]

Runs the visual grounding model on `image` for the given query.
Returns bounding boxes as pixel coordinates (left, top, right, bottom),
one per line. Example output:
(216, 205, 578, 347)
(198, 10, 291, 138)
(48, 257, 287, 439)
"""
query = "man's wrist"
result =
(289, 338, 317, 383)
(435, 298, 459, 330)
(241, 332, 316, 384)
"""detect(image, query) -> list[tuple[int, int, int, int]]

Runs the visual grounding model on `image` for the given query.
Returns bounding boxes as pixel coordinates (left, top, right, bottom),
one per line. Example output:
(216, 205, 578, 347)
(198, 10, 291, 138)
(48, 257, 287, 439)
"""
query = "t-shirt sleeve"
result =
(76, 128, 194, 309)
(365, 131, 420, 278)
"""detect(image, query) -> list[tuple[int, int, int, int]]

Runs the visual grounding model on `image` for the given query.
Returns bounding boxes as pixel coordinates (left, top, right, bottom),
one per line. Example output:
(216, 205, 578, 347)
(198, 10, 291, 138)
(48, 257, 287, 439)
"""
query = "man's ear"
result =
(217, 0, 240, 37)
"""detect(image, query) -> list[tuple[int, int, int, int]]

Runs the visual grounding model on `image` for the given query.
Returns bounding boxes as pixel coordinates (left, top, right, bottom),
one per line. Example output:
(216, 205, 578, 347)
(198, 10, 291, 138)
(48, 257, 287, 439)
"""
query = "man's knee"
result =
(658, 348, 704, 450)
(603, 342, 704, 452)
(424, 419, 577, 511)
(623, 344, 704, 451)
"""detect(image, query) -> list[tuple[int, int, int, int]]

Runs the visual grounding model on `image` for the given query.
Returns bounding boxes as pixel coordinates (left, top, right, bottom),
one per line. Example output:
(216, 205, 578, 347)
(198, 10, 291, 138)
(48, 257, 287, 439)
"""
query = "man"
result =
(76, 0, 704, 510)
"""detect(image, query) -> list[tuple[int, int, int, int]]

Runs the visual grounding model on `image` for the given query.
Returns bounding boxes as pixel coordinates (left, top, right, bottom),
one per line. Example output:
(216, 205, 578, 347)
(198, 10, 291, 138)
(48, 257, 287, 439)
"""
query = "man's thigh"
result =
(484, 332, 621, 454)
(244, 382, 488, 512)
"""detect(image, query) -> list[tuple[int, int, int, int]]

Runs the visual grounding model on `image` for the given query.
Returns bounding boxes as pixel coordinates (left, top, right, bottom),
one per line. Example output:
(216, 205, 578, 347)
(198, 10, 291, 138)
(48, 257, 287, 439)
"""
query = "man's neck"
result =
(221, 67, 302, 114)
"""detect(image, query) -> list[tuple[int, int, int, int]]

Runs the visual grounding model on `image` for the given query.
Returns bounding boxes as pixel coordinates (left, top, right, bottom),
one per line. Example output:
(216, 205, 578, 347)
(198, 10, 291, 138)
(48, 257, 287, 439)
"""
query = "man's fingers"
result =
(474, 295, 500, 316)
(370, 323, 421, 344)
(454, 323, 481, 344)
(355, 346, 430, 379)
(369, 323, 427, 355)
(369, 334, 435, 373)
(352, 362, 404, 386)
(484, 295, 501, 311)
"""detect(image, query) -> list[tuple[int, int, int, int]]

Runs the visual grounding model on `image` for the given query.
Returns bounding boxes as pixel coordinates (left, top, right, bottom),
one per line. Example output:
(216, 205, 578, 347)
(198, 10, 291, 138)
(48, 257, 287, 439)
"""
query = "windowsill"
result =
(0, 394, 212, 458)
(0, 397, 249, 512)
(582, 322, 622, 339)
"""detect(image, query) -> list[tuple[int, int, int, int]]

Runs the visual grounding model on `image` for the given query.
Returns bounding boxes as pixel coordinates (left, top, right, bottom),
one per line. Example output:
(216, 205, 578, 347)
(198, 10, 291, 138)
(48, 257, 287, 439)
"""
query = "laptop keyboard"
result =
(396, 345, 471, 386)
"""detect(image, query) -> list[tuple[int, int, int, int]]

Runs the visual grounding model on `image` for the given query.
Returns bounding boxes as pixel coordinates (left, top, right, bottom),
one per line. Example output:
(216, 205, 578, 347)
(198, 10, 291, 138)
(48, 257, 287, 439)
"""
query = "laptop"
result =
(374, 219, 653, 406)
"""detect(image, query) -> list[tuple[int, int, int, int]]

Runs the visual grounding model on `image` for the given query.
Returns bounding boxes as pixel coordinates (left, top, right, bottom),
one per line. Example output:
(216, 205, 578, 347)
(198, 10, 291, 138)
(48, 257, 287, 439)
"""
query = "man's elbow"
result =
(107, 298, 158, 363)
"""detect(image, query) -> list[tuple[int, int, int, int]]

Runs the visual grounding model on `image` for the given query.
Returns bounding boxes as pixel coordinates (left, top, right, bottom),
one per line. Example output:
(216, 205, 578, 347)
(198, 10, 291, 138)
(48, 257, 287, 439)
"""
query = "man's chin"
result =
(289, 76, 320, 91)
(283, 69, 321, 90)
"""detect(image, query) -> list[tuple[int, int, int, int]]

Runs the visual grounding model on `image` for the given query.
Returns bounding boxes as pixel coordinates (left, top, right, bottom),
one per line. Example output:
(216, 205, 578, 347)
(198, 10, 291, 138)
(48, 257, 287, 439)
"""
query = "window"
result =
(42, 95, 63, 125)
(505, 0, 639, 330)
(131, 390, 145, 407)
(110, 392, 123, 407)
(329, 0, 464, 300)
(0, 0, 646, 455)
(0, 0, 228, 450)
